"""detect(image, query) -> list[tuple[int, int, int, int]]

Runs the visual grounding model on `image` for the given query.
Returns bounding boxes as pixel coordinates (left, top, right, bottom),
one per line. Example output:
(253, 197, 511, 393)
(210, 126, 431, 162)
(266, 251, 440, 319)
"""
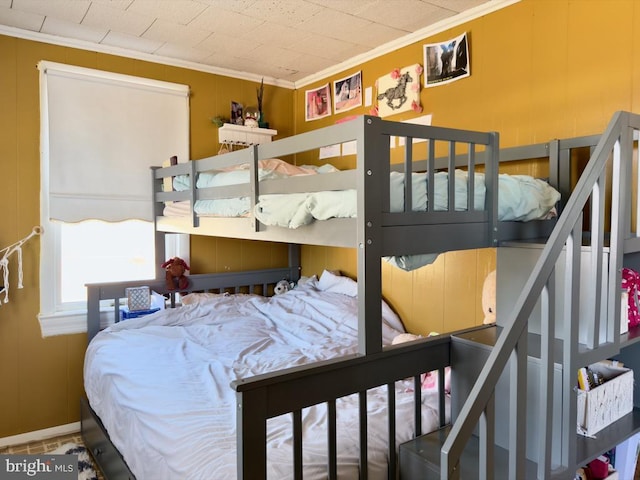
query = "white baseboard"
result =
(0, 422, 80, 448)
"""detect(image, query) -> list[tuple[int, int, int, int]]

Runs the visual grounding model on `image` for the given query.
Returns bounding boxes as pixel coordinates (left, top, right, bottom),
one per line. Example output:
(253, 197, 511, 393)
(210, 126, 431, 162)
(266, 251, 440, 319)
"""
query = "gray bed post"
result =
(86, 285, 100, 342)
(288, 244, 301, 282)
(154, 230, 166, 280)
(356, 116, 386, 355)
(151, 166, 167, 279)
(486, 132, 500, 247)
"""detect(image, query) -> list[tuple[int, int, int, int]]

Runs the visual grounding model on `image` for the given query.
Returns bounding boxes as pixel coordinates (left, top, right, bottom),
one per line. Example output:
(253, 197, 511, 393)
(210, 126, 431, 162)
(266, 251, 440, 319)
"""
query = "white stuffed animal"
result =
(274, 279, 291, 295)
(482, 270, 497, 324)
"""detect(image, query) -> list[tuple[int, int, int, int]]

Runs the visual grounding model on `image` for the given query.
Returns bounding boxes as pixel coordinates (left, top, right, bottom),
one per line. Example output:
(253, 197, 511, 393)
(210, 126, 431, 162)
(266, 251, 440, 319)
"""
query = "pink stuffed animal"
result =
(622, 267, 640, 329)
(392, 333, 451, 393)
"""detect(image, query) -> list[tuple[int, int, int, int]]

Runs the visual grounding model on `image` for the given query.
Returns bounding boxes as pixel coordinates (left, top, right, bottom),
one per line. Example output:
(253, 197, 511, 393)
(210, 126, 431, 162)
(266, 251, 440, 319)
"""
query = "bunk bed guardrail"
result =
(232, 332, 455, 480)
(152, 115, 502, 255)
(86, 262, 301, 341)
(441, 111, 640, 479)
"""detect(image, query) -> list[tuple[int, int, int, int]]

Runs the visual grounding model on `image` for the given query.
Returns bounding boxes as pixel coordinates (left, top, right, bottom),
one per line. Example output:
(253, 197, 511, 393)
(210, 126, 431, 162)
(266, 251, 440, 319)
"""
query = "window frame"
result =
(38, 219, 189, 337)
(37, 63, 190, 337)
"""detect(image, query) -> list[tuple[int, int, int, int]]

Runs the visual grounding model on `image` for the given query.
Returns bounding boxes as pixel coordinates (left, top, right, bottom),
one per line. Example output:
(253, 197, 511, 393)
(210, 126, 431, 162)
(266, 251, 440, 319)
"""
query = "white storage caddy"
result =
(576, 362, 634, 436)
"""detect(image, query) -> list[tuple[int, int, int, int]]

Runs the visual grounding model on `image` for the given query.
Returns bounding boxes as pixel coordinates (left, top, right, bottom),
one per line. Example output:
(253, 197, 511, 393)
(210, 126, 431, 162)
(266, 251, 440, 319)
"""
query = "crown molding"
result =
(294, 0, 520, 88)
(0, 0, 519, 90)
(0, 24, 294, 89)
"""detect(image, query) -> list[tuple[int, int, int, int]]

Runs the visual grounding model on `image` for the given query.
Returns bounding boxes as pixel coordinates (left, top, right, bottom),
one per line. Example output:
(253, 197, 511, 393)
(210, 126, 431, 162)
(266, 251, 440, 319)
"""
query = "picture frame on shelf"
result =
(231, 101, 244, 125)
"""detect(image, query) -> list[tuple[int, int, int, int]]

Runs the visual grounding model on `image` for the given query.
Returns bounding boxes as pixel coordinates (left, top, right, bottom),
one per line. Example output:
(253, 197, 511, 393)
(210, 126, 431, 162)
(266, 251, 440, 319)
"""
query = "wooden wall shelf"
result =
(218, 123, 277, 146)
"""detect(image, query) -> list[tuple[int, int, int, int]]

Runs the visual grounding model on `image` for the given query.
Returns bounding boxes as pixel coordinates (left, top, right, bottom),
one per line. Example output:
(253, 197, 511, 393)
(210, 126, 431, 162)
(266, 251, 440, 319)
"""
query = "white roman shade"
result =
(39, 61, 189, 222)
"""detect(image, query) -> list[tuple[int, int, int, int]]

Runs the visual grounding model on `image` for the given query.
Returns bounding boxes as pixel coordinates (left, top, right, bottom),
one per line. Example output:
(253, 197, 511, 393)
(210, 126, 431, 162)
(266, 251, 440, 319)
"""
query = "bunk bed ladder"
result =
(441, 111, 640, 479)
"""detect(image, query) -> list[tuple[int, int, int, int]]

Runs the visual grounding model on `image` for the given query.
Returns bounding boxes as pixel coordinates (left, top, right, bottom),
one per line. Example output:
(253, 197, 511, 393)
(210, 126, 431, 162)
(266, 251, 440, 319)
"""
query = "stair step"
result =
(399, 410, 640, 479)
(399, 426, 539, 479)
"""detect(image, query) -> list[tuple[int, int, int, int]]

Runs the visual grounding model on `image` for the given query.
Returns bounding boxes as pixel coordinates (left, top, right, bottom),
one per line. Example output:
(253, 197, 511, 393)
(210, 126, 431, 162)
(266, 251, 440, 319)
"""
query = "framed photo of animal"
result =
(375, 64, 422, 118)
(333, 71, 362, 114)
(424, 31, 470, 87)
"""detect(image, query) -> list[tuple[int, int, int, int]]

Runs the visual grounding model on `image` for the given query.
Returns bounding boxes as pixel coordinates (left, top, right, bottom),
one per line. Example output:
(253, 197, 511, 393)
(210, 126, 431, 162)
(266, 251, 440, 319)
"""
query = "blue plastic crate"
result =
(119, 307, 160, 321)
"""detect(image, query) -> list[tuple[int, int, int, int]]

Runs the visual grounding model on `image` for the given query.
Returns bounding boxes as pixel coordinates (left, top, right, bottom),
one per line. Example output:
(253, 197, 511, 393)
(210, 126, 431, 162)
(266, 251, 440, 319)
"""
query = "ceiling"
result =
(0, 0, 514, 87)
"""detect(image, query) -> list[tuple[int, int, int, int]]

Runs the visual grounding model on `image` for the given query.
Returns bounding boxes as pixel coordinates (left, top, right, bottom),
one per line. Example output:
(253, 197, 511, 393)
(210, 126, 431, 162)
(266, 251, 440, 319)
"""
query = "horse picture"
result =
(377, 71, 413, 110)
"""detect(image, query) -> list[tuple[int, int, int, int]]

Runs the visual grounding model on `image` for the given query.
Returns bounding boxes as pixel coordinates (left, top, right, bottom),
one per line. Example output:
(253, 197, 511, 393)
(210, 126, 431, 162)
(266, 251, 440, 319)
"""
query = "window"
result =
(38, 62, 190, 336)
(59, 220, 156, 305)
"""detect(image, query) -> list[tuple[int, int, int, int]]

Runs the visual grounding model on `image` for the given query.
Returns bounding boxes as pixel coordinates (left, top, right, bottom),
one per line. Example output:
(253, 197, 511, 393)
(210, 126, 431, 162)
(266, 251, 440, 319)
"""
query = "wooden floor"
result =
(0, 432, 104, 479)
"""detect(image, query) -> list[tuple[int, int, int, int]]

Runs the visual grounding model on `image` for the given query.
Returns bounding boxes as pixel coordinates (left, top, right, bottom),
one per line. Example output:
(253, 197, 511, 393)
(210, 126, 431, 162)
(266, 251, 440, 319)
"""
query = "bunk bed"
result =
(82, 115, 567, 479)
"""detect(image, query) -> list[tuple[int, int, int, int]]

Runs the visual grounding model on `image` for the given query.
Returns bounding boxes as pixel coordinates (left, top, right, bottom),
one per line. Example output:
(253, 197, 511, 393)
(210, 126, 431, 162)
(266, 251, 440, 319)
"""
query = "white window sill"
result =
(38, 309, 114, 337)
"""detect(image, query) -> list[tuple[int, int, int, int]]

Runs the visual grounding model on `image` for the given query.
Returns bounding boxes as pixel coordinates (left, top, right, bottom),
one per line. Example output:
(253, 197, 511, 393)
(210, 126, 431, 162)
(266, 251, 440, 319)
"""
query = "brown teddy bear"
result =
(161, 257, 190, 291)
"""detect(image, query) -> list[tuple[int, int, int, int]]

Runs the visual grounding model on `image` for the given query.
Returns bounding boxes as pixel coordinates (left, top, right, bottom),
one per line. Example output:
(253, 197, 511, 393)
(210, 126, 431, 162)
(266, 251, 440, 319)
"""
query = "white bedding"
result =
(84, 271, 448, 480)
(166, 160, 560, 229)
(255, 170, 560, 228)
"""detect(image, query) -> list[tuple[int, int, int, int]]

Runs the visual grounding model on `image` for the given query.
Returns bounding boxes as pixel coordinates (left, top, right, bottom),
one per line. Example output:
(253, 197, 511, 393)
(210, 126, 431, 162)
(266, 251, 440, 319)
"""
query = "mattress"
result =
(165, 160, 560, 229)
(84, 271, 449, 480)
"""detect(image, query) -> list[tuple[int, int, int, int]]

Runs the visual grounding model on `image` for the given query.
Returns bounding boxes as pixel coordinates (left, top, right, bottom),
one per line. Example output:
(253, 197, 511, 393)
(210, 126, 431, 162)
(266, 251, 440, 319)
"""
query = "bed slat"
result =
(448, 141, 456, 212)
(467, 144, 475, 212)
(189, 158, 198, 228)
(359, 391, 368, 479)
(413, 375, 422, 436)
(427, 140, 435, 212)
(327, 399, 337, 480)
(292, 409, 303, 480)
(438, 367, 447, 427)
(404, 138, 413, 213)
(387, 382, 397, 478)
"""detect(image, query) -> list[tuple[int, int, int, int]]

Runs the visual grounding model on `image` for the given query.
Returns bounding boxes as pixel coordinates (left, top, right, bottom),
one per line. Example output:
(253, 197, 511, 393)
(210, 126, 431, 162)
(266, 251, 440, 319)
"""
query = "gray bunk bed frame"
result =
(81, 115, 579, 479)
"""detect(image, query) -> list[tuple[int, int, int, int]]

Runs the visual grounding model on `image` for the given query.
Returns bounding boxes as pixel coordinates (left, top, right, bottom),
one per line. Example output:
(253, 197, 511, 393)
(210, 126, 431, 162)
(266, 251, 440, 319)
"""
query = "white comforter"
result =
(84, 272, 448, 480)
(255, 170, 560, 229)
(168, 160, 560, 229)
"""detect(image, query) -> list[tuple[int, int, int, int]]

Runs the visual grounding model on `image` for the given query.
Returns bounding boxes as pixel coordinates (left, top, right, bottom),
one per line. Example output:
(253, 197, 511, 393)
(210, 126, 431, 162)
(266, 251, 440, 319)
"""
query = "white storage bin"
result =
(576, 363, 633, 436)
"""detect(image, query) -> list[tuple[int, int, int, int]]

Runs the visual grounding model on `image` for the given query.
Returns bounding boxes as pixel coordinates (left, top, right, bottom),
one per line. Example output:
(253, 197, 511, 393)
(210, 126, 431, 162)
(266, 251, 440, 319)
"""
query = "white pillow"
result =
(180, 292, 224, 305)
(317, 270, 358, 297)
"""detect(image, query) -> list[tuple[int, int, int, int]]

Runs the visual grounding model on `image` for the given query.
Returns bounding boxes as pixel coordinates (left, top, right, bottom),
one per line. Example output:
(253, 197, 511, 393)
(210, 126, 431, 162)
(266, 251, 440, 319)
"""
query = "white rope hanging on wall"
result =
(0, 226, 43, 305)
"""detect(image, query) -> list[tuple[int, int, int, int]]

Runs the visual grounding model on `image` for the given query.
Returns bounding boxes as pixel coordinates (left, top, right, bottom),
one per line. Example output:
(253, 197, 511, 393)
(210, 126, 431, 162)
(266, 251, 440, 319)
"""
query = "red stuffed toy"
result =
(162, 257, 190, 291)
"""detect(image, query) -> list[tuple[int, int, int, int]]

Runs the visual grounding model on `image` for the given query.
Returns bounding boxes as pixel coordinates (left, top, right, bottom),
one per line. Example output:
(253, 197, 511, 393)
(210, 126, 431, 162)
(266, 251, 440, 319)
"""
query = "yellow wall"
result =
(3, 0, 640, 438)
(0, 35, 293, 438)
(293, 0, 640, 335)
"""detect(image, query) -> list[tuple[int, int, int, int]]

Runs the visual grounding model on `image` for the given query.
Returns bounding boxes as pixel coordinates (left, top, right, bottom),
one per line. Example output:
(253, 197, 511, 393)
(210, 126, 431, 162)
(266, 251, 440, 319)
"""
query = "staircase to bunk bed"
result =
(398, 111, 640, 479)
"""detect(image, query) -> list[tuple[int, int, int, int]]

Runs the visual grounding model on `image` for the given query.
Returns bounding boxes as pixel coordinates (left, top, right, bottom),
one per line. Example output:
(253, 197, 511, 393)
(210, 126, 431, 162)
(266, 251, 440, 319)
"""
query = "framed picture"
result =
(424, 32, 470, 87)
(333, 71, 362, 114)
(376, 64, 422, 118)
(231, 101, 244, 125)
(305, 84, 331, 121)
